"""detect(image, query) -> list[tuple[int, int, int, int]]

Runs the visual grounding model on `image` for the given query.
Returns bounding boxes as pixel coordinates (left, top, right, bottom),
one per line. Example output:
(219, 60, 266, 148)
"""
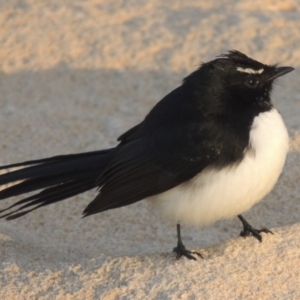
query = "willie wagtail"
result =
(0, 50, 294, 260)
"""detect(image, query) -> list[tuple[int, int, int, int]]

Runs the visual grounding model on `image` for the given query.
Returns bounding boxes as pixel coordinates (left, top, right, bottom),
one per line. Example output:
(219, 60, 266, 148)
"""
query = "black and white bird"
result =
(0, 51, 294, 260)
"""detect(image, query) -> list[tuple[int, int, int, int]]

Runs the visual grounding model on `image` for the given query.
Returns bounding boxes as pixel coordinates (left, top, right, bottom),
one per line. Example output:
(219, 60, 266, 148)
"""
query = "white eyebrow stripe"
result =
(236, 67, 264, 74)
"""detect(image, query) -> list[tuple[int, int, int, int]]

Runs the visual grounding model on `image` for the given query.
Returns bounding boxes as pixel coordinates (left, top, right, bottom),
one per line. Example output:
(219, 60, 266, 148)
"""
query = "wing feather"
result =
(83, 126, 222, 216)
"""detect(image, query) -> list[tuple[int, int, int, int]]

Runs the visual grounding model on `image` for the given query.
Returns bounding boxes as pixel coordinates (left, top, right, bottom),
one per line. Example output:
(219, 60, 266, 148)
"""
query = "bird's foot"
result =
(173, 223, 203, 260)
(238, 215, 273, 242)
(173, 241, 203, 261)
(240, 226, 273, 242)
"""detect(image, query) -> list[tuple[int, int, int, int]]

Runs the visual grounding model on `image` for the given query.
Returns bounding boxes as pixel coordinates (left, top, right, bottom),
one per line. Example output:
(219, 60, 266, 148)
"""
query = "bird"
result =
(0, 50, 294, 260)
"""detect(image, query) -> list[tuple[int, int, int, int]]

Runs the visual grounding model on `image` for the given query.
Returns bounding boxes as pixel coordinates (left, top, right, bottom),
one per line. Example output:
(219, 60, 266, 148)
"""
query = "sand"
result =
(0, 0, 300, 299)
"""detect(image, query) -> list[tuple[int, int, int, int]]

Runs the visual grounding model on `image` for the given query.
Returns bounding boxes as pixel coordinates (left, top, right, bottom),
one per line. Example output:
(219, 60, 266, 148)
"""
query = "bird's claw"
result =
(240, 227, 273, 242)
(173, 242, 203, 260)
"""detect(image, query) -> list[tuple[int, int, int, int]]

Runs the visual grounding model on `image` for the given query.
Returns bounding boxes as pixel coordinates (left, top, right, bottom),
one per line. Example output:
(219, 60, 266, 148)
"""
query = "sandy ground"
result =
(0, 0, 300, 299)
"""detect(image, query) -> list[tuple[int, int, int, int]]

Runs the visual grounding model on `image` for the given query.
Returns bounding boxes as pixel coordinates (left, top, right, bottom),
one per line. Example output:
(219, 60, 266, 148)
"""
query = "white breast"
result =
(148, 109, 289, 227)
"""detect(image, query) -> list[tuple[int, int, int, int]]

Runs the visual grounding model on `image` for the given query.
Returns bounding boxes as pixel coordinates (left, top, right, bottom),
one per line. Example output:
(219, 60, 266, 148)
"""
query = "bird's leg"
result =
(173, 223, 203, 260)
(237, 214, 273, 242)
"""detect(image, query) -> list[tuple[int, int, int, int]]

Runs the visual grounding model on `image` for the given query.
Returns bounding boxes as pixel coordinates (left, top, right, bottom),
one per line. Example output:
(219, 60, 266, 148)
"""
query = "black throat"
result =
(180, 63, 274, 168)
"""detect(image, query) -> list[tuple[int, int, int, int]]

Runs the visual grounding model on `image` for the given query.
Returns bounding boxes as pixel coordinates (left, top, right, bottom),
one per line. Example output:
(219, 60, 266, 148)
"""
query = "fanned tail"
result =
(0, 149, 114, 219)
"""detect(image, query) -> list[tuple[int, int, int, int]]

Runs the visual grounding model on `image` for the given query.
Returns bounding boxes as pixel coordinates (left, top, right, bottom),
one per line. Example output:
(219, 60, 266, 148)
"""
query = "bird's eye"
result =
(245, 76, 259, 88)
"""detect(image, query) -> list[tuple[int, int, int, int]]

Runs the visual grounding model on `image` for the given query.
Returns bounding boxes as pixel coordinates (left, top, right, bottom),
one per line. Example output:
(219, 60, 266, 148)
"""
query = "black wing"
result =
(83, 121, 222, 216)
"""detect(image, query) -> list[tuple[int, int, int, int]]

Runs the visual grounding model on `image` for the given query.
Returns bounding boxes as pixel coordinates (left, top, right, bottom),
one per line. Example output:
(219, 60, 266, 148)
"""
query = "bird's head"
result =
(183, 50, 294, 117)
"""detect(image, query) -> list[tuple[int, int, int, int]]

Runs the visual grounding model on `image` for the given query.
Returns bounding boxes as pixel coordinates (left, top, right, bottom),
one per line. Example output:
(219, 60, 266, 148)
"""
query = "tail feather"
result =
(0, 178, 95, 214)
(0, 149, 111, 170)
(0, 174, 82, 200)
(1, 179, 95, 220)
(0, 149, 113, 219)
(0, 149, 112, 186)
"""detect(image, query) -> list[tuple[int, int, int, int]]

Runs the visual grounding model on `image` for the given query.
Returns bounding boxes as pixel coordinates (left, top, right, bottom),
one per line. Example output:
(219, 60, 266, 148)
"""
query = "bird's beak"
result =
(265, 66, 295, 83)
